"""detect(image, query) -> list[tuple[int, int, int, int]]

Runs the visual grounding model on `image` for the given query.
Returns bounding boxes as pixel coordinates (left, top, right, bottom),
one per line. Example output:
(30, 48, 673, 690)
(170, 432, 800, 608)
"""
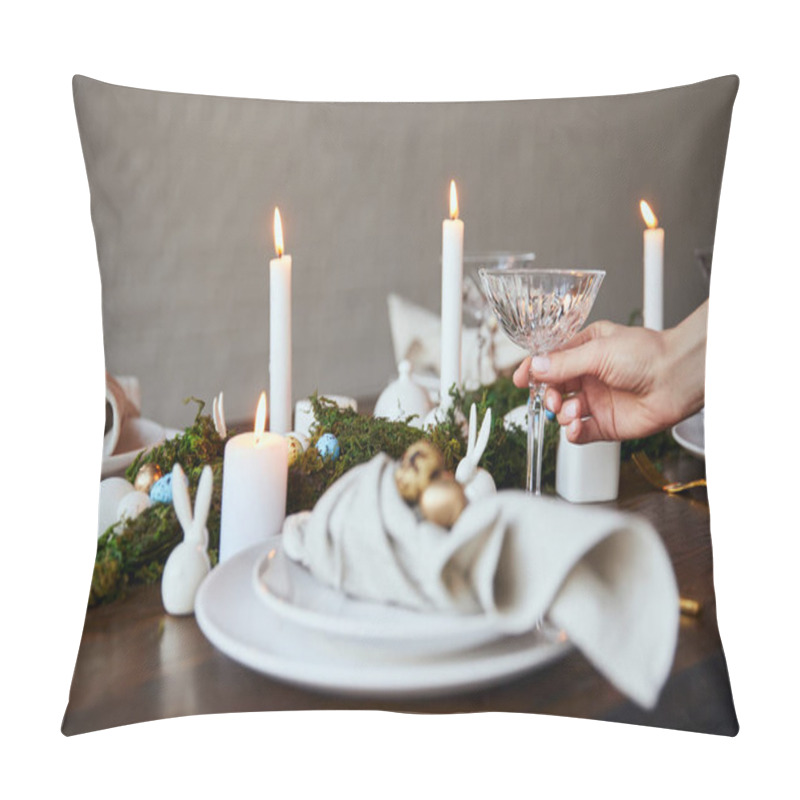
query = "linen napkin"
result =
(283, 453, 680, 709)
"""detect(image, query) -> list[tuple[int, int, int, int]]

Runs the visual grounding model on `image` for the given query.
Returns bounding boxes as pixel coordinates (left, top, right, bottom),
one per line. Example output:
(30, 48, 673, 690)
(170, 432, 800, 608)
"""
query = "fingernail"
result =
(568, 419, 580, 439)
(530, 356, 550, 374)
(545, 409, 556, 421)
(545, 394, 557, 412)
(563, 399, 579, 420)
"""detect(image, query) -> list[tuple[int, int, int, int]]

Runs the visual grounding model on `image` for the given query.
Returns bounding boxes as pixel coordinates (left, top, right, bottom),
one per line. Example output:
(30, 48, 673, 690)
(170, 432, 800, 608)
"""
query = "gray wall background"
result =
(74, 75, 737, 428)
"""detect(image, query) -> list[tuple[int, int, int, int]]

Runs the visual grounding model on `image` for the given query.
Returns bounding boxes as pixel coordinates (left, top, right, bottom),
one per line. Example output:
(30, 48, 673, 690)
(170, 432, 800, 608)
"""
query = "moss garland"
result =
(89, 383, 680, 607)
(91, 400, 226, 606)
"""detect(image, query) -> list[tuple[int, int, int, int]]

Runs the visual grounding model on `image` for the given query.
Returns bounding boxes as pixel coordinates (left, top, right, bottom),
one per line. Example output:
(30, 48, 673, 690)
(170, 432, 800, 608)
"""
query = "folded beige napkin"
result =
(283, 453, 679, 708)
(387, 293, 527, 387)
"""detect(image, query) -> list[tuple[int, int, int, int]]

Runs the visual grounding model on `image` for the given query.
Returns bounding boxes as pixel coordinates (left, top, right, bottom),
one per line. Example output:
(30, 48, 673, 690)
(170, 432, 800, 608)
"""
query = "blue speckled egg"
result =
(316, 433, 340, 461)
(149, 470, 188, 504)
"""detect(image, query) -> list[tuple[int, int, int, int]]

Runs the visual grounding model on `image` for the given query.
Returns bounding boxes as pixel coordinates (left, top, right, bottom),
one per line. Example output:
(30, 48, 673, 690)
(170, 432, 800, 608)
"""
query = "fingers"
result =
(556, 393, 585, 426)
(528, 320, 618, 384)
(514, 321, 617, 389)
(513, 353, 609, 444)
(544, 387, 563, 414)
(530, 338, 604, 385)
(512, 358, 531, 388)
(515, 360, 581, 416)
(563, 415, 604, 445)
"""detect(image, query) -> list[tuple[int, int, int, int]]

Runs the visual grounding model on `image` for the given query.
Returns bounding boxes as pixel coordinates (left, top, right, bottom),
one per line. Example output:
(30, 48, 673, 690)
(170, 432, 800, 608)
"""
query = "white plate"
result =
(101, 417, 171, 478)
(671, 409, 705, 459)
(196, 541, 571, 698)
(253, 542, 502, 657)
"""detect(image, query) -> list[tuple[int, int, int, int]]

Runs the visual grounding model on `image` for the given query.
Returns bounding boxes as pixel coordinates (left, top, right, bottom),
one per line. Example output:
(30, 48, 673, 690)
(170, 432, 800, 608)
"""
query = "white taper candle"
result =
(269, 207, 292, 433)
(640, 200, 664, 331)
(440, 180, 464, 403)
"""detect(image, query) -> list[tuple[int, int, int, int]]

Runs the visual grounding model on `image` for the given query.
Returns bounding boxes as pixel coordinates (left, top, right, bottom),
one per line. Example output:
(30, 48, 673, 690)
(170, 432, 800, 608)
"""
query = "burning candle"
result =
(440, 180, 464, 404)
(270, 207, 292, 433)
(219, 392, 288, 563)
(640, 199, 664, 331)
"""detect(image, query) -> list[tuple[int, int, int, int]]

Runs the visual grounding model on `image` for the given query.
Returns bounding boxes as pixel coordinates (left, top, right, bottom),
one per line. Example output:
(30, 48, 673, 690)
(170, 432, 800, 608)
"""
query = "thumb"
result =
(530, 339, 605, 384)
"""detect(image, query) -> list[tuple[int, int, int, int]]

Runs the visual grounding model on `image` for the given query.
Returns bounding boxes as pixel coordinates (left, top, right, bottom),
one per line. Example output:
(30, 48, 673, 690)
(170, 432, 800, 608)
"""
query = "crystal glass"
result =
(478, 267, 605, 495)
(462, 253, 535, 383)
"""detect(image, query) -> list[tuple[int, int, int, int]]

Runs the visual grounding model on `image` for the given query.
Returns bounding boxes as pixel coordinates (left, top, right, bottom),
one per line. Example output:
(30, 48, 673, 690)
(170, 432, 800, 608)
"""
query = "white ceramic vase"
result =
(373, 360, 433, 428)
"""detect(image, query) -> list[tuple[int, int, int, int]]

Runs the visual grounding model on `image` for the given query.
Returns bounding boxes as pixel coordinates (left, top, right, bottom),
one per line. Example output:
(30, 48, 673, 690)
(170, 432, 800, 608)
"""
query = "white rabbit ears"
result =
(212, 392, 227, 439)
(467, 404, 492, 465)
(171, 463, 214, 539)
(468, 403, 478, 453)
(171, 463, 192, 533)
(194, 465, 214, 530)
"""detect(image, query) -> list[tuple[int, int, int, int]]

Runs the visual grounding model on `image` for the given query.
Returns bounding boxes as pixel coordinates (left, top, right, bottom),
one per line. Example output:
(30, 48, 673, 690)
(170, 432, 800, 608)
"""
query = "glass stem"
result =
(527, 381, 547, 495)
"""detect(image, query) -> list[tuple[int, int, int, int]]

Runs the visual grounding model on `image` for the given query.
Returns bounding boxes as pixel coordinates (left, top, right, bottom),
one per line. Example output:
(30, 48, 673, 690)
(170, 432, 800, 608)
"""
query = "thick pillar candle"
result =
(270, 207, 292, 433)
(640, 200, 664, 331)
(440, 180, 464, 403)
(219, 393, 288, 563)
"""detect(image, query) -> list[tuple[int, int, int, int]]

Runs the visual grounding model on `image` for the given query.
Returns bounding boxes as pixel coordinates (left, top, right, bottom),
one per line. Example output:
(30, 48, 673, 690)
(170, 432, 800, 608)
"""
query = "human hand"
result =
(512, 302, 707, 443)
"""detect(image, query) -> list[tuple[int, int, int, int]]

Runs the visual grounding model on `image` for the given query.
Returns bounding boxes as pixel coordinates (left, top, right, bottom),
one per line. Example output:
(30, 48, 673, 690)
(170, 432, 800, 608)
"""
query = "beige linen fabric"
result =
(283, 453, 679, 708)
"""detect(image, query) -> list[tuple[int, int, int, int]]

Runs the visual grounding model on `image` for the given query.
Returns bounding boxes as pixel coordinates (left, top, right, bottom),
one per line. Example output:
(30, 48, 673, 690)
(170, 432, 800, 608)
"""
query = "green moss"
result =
(284, 385, 556, 511)
(286, 394, 468, 513)
(91, 400, 226, 607)
(125, 397, 227, 484)
(90, 386, 681, 607)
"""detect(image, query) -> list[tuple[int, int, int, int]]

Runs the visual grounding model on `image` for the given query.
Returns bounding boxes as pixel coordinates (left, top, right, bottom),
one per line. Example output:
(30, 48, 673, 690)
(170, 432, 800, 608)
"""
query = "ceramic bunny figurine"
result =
(455, 404, 496, 502)
(212, 391, 227, 439)
(161, 463, 213, 615)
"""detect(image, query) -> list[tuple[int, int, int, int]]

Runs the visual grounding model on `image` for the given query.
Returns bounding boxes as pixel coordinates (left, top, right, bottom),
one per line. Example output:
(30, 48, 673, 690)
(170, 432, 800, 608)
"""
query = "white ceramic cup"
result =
(294, 395, 358, 439)
(556, 426, 621, 503)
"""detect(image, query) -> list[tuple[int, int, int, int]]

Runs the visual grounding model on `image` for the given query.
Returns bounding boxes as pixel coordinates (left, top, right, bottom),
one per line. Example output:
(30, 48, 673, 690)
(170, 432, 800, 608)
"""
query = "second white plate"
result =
(672, 409, 705, 459)
(253, 541, 505, 658)
(197, 541, 571, 698)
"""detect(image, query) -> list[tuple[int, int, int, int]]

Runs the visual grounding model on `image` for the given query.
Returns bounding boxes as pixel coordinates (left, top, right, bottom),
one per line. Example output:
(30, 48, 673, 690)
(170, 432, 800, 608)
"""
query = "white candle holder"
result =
(556, 426, 621, 503)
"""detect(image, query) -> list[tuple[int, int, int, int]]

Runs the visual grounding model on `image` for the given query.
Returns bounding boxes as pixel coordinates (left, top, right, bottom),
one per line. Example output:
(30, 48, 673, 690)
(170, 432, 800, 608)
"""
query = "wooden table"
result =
(62, 453, 738, 736)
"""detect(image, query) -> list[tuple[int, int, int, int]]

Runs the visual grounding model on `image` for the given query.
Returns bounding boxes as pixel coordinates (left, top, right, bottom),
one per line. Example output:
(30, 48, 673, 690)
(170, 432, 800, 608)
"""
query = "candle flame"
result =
(254, 391, 268, 437)
(640, 200, 658, 229)
(273, 207, 284, 257)
(449, 180, 459, 220)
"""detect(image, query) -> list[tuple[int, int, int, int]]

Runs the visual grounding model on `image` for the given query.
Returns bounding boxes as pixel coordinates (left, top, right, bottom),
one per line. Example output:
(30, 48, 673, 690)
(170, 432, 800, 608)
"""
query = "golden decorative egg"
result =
(419, 476, 467, 528)
(134, 462, 163, 494)
(394, 440, 445, 503)
(286, 435, 304, 467)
